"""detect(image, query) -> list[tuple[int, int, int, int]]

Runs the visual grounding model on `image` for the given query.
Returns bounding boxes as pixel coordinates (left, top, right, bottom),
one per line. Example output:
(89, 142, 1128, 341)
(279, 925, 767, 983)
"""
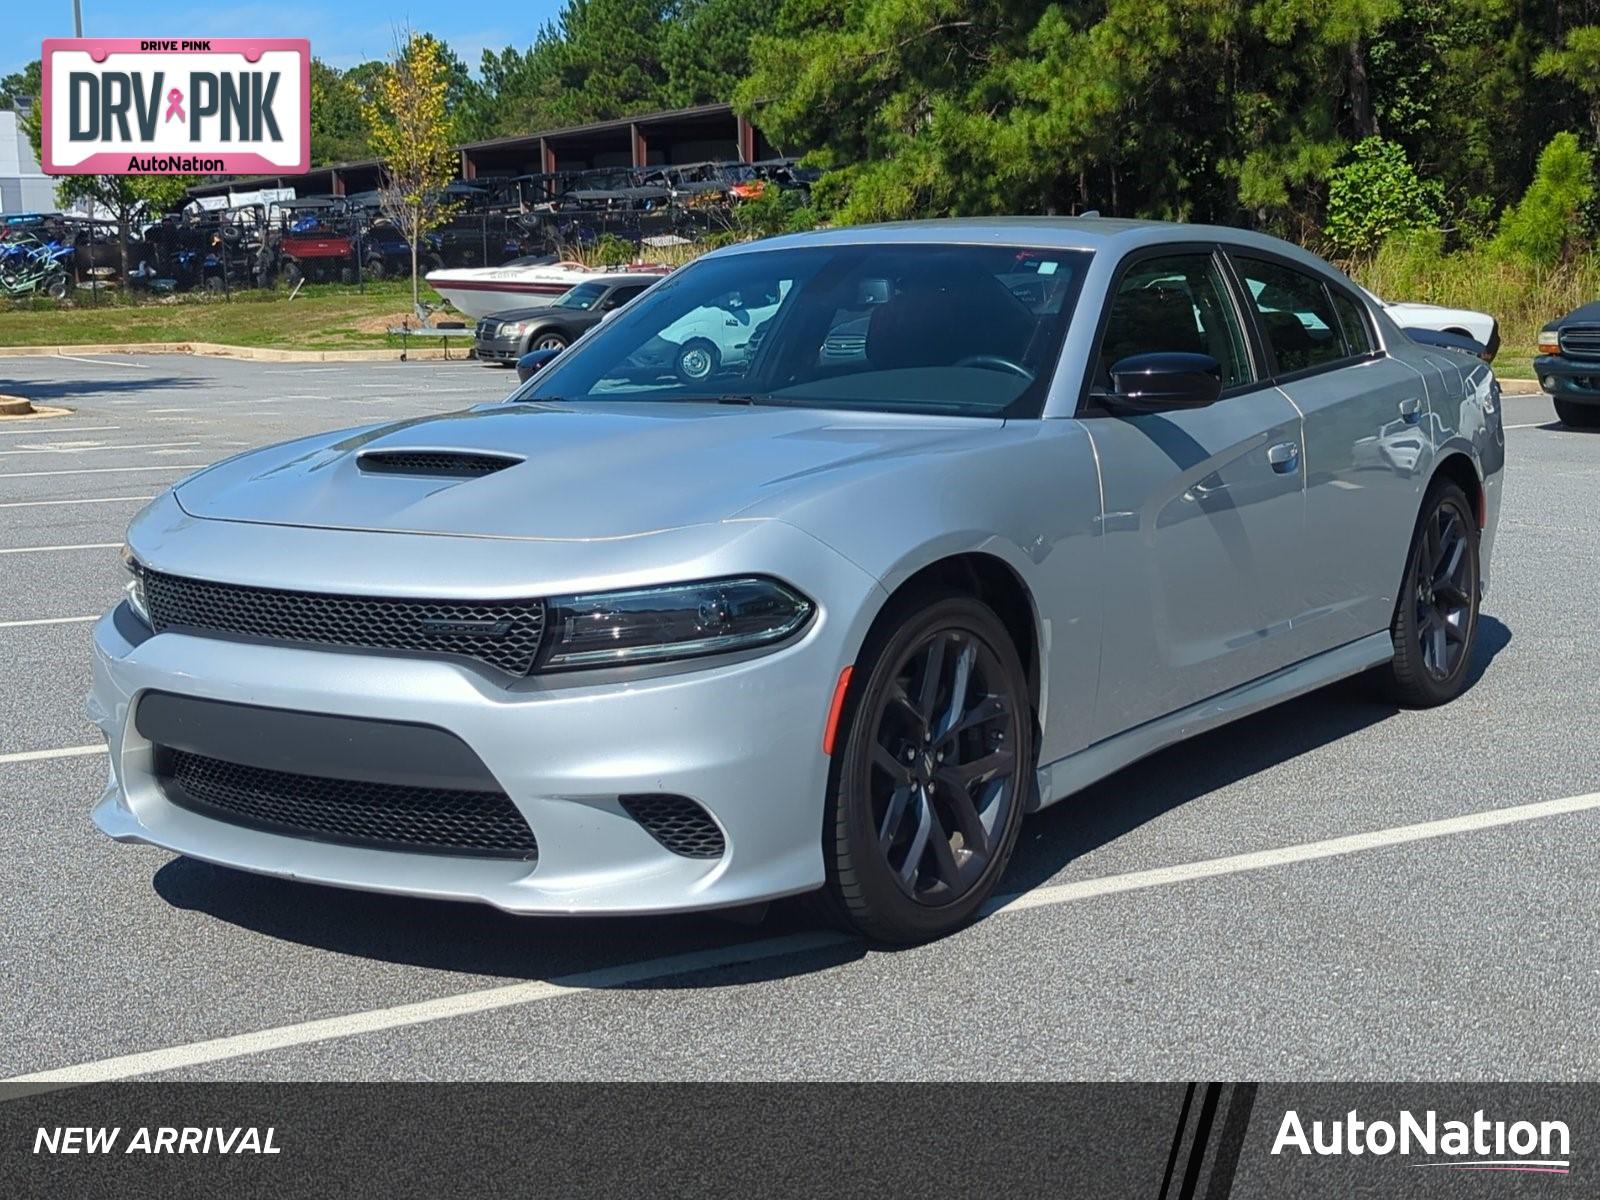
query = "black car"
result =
(473, 274, 660, 365)
(1535, 305, 1600, 428)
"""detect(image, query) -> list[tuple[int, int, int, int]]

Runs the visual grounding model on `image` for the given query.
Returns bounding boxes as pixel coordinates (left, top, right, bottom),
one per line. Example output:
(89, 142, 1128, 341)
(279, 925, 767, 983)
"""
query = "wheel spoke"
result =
(915, 636, 947, 722)
(1433, 536, 1465, 589)
(1443, 611, 1467, 644)
(939, 749, 1015, 789)
(933, 772, 995, 860)
(1424, 515, 1442, 570)
(935, 694, 1007, 745)
(872, 741, 911, 784)
(920, 802, 965, 888)
(896, 787, 933, 885)
(938, 641, 976, 740)
(885, 683, 930, 737)
(1429, 621, 1448, 672)
(878, 784, 914, 851)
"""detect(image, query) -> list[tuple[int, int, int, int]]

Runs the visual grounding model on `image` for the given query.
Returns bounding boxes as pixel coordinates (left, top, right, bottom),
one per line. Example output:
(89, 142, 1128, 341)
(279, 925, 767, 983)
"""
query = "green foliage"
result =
(589, 233, 637, 264)
(1358, 228, 1600, 375)
(309, 60, 371, 165)
(1490, 132, 1595, 267)
(1324, 137, 1443, 256)
(0, 60, 40, 110)
(737, 0, 1410, 232)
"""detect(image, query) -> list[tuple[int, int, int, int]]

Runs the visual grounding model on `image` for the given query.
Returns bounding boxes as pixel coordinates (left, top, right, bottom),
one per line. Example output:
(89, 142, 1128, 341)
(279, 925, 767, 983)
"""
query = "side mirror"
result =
(1108, 352, 1223, 412)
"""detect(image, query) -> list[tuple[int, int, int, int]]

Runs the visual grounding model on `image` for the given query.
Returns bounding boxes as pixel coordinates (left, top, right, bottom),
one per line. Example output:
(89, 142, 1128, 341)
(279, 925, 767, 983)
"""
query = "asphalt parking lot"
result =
(1, 351, 1597, 1082)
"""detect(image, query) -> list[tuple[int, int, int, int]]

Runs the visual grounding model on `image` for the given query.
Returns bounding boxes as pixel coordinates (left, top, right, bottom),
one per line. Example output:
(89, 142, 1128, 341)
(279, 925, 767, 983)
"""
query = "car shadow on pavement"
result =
(0, 376, 202, 402)
(1004, 614, 1512, 893)
(150, 616, 1511, 980)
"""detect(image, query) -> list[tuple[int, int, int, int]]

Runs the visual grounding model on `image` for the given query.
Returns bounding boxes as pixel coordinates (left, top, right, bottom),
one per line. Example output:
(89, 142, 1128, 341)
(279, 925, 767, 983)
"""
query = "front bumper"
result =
(1533, 354, 1600, 404)
(473, 333, 524, 364)
(90, 509, 882, 915)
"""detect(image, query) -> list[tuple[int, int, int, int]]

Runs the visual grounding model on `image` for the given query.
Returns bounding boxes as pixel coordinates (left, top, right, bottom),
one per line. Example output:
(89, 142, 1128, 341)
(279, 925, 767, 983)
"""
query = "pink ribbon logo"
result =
(164, 88, 185, 123)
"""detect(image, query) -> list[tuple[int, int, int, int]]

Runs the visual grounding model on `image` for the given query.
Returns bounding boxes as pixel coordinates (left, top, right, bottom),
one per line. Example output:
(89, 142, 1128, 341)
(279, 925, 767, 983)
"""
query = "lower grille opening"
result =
(158, 749, 538, 862)
(620, 793, 725, 859)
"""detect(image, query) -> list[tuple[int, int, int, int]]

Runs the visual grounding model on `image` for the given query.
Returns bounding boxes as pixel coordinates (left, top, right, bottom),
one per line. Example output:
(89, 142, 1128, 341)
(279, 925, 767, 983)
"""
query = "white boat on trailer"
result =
(426, 258, 673, 319)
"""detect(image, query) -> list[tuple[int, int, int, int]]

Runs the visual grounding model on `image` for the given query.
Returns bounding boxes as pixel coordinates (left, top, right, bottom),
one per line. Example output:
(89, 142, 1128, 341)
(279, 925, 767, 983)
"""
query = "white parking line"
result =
(0, 495, 154, 510)
(0, 441, 202, 457)
(0, 464, 208, 479)
(0, 615, 98, 629)
(0, 542, 119, 556)
(0, 743, 105, 765)
(50, 353, 150, 368)
(5, 789, 1596, 1086)
(0, 426, 122, 437)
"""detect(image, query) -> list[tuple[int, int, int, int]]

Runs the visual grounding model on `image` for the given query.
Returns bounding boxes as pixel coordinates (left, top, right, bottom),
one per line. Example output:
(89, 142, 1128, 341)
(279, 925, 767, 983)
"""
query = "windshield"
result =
(518, 242, 1093, 417)
(556, 282, 608, 310)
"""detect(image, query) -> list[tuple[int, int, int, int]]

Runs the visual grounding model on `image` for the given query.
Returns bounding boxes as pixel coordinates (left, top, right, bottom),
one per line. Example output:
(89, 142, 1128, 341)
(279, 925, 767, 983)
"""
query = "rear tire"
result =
(1381, 479, 1480, 707)
(1554, 398, 1600, 429)
(814, 591, 1032, 943)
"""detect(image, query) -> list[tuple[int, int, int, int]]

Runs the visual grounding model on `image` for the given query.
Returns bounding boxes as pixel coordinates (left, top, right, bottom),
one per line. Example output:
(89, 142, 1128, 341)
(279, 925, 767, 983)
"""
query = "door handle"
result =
(1267, 441, 1300, 473)
(1399, 397, 1423, 424)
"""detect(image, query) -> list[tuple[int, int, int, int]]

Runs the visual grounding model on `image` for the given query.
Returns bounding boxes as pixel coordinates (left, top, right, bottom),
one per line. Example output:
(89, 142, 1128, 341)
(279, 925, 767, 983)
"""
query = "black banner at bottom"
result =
(2, 1082, 1589, 1197)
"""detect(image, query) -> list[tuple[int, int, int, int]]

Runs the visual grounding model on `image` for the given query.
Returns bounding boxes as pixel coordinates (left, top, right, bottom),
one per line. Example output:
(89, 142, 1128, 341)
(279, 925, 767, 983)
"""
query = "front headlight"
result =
(1537, 329, 1561, 355)
(121, 545, 151, 626)
(541, 577, 813, 670)
(498, 321, 527, 337)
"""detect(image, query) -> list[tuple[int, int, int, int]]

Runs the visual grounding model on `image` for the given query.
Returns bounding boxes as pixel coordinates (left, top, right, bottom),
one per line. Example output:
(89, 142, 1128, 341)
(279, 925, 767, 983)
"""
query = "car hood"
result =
(1553, 300, 1600, 326)
(173, 401, 1000, 541)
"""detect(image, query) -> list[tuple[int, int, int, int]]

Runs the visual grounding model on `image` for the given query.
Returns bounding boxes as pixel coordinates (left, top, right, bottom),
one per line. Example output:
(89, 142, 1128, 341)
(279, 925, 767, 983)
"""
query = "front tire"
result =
(675, 338, 719, 384)
(529, 331, 569, 353)
(1554, 398, 1600, 429)
(817, 592, 1032, 943)
(1382, 479, 1480, 707)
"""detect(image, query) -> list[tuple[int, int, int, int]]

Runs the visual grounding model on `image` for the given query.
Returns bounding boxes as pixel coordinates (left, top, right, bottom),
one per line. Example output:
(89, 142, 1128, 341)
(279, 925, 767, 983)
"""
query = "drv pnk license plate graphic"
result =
(41, 38, 310, 175)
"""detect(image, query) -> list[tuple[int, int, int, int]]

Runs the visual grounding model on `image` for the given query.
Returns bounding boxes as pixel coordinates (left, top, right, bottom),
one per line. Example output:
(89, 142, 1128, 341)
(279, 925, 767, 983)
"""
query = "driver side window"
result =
(1096, 254, 1252, 391)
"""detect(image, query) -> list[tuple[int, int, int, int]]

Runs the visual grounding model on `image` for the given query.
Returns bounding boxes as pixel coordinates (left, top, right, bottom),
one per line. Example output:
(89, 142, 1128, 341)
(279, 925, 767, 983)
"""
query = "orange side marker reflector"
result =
(822, 666, 853, 755)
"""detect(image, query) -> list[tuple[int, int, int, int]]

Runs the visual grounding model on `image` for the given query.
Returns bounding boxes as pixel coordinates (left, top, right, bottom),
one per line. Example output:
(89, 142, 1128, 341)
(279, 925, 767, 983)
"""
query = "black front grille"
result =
(142, 570, 546, 676)
(161, 749, 538, 860)
(1559, 325, 1600, 359)
(358, 450, 521, 477)
(620, 794, 726, 858)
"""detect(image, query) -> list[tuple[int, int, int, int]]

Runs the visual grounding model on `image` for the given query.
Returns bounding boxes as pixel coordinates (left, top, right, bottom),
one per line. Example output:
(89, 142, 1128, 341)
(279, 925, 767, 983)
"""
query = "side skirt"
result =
(1032, 631, 1394, 811)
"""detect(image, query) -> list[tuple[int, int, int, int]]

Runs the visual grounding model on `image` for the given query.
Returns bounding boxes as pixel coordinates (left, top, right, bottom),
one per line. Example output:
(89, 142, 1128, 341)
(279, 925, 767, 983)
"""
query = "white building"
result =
(0, 105, 56, 215)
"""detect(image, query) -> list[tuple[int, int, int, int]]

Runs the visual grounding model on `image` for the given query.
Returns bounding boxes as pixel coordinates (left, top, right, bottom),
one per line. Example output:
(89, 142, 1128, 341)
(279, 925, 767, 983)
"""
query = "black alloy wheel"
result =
(1384, 479, 1480, 707)
(819, 592, 1032, 942)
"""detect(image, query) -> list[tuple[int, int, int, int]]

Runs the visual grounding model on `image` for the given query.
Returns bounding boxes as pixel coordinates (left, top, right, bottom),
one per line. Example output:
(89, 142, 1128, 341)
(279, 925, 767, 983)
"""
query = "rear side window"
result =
(1329, 288, 1373, 355)
(1233, 257, 1346, 376)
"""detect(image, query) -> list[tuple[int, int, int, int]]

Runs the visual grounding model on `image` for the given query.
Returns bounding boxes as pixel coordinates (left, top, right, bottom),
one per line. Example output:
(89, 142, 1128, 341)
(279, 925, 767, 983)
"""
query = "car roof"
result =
(706, 216, 1337, 275)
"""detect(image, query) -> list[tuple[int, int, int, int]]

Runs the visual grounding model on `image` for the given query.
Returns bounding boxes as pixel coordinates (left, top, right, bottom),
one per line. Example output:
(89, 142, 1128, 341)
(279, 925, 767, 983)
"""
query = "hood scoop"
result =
(357, 449, 522, 478)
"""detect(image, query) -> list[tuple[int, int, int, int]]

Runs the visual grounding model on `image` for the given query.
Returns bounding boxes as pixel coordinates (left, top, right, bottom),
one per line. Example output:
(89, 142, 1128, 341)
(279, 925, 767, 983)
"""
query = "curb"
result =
(1496, 377, 1542, 395)
(0, 341, 469, 363)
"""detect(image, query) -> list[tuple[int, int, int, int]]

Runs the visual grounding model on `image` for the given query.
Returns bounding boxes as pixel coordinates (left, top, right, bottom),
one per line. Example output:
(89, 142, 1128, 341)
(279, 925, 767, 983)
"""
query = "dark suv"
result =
(1535, 305, 1600, 428)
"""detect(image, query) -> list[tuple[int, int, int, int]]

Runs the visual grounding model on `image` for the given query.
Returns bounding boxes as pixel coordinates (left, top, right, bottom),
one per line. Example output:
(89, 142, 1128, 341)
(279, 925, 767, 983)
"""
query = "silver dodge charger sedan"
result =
(93, 218, 1505, 942)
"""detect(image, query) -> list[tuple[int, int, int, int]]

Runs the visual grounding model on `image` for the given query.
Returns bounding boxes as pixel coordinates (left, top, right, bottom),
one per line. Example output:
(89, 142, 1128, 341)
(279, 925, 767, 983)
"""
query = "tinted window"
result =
(1095, 253, 1252, 389)
(1330, 288, 1373, 355)
(1234, 257, 1345, 375)
(556, 282, 609, 310)
(610, 284, 649, 304)
(525, 243, 1094, 417)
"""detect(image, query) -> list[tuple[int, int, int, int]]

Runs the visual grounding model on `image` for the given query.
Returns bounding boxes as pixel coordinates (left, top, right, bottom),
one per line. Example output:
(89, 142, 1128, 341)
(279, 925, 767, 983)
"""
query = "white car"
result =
(1359, 286, 1499, 360)
(652, 281, 791, 382)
